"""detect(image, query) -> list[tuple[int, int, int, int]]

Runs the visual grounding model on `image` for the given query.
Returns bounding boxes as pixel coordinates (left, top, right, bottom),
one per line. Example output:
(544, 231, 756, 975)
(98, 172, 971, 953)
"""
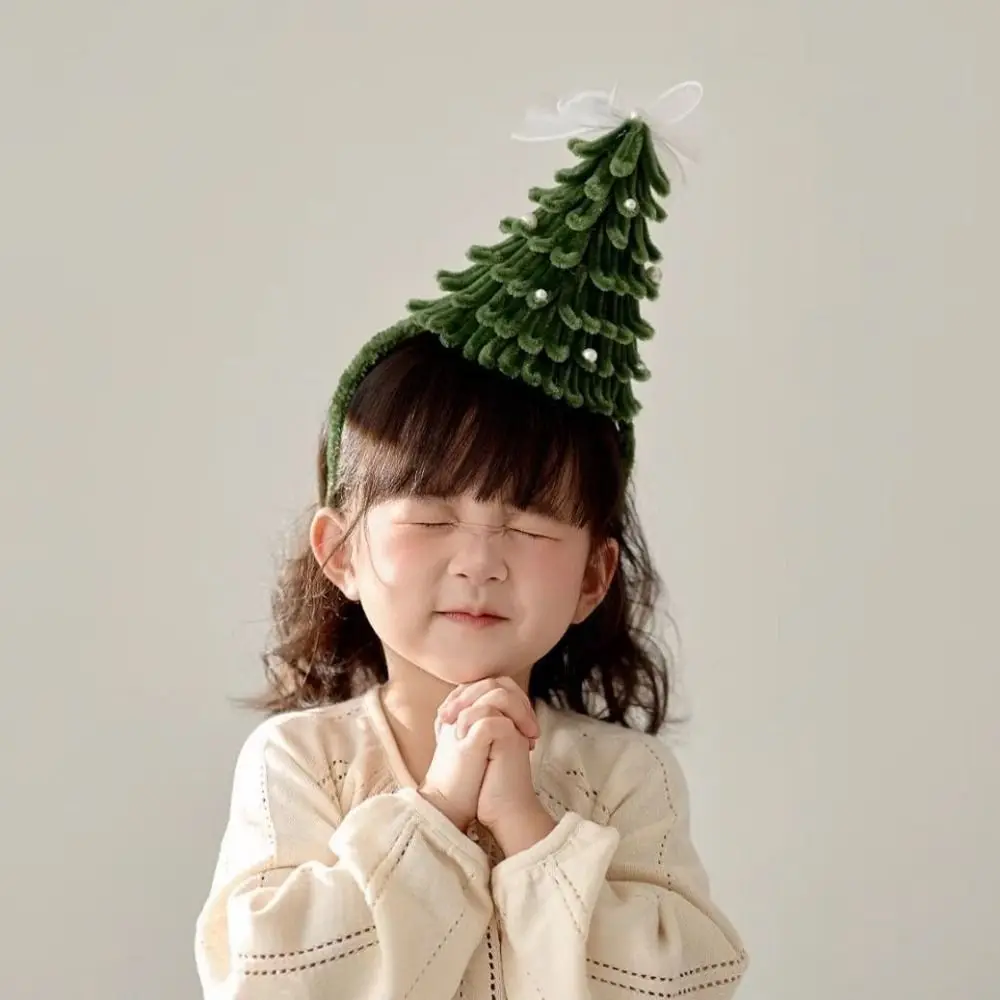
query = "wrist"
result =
(417, 784, 472, 833)
(486, 802, 557, 857)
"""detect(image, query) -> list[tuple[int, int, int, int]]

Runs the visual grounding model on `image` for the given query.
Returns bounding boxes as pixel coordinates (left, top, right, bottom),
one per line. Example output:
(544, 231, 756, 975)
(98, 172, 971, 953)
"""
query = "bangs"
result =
(333, 332, 623, 530)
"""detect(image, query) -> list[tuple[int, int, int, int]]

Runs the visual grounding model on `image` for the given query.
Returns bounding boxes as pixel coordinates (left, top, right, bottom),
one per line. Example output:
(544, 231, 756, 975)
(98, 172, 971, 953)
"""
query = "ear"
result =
(571, 537, 620, 625)
(310, 507, 360, 601)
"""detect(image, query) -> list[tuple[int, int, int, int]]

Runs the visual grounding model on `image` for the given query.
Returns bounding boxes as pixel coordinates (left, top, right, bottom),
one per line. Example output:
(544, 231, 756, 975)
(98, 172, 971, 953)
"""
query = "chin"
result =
(420, 657, 521, 687)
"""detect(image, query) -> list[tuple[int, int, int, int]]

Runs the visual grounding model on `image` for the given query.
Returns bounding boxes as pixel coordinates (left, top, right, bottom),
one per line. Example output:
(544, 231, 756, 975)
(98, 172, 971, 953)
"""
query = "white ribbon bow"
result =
(512, 81, 703, 184)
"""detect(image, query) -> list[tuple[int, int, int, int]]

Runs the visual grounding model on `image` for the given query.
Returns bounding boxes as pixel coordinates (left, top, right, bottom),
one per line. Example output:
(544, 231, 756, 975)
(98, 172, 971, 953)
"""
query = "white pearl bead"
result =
(521, 214, 537, 230)
(624, 197, 638, 212)
(582, 347, 598, 363)
(533, 288, 549, 303)
(646, 265, 663, 283)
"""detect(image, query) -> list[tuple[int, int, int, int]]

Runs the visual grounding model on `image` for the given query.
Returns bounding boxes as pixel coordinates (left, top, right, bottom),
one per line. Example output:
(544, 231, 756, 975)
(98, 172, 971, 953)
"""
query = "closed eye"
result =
(413, 522, 550, 539)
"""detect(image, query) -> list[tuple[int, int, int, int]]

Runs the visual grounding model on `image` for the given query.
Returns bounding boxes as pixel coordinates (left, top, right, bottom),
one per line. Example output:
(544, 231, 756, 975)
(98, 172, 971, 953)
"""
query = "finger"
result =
(456, 687, 538, 740)
(436, 683, 478, 733)
(465, 713, 519, 751)
(440, 676, 535, 728)
(455, 703, 504, 739)
(440, 678, 503, 721)
(491, 675, 536, 721)
(436, 681, 483, 726)
(454, 698, 532, 741)
(479, 684, 538, 739)
(458, 714, 516, 765)
(492, 686, 539, 739)
(437, 682, 471, 719)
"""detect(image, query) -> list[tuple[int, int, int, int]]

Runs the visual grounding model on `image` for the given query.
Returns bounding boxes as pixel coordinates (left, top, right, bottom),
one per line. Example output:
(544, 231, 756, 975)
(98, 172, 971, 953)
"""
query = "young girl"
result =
(195, 85, 748, 999)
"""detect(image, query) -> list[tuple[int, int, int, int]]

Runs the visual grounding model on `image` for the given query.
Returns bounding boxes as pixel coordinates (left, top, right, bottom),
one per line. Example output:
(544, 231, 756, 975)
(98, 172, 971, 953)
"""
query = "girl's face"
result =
(315, 492, 619, 688)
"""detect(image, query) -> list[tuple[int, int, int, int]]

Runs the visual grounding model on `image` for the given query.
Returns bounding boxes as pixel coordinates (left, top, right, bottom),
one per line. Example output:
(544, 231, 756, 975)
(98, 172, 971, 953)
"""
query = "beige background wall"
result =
(2, 2, 996, 998)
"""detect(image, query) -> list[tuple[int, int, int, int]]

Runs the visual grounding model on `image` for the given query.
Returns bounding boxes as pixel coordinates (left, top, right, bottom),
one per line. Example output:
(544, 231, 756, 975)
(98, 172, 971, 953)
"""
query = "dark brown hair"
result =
(252, 332, 678, 733)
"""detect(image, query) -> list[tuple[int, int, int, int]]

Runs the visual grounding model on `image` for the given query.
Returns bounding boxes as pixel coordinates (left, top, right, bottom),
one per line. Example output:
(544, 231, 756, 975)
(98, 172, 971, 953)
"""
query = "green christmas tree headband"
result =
(324, 82, 703, 506)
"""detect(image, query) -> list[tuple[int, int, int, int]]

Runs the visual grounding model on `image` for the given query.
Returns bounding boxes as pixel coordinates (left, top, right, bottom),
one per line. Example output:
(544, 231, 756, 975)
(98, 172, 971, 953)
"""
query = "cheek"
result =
(355, 536, 434, 648)
(517, 545, 587, 605)
(362, 532, 435, 589)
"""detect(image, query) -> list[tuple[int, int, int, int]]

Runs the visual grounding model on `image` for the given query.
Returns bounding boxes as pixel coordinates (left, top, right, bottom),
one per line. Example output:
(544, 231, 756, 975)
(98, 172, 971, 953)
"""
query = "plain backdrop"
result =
(1, 2, 997, 998)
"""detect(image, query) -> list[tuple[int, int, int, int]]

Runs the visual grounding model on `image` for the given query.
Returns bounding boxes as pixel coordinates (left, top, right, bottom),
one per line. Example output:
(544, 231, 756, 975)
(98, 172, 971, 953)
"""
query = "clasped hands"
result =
(418, 677, 556, 857)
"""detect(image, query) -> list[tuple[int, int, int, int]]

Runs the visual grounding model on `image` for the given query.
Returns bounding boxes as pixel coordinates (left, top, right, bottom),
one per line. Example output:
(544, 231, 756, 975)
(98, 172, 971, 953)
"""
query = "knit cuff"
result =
(396, 787, 490, 879)
(490, 810, 584, 880)
(490, 813, 620, 920)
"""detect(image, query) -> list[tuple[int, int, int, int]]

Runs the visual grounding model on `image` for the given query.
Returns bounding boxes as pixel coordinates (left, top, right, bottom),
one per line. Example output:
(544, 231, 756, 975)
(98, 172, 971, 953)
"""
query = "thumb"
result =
(436, 719, 460, 747)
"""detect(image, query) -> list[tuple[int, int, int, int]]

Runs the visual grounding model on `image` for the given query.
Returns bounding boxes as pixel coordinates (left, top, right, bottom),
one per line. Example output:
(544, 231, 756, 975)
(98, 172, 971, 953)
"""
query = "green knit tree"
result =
(409, 118, 669, 426)
(324, 117, 673, 500)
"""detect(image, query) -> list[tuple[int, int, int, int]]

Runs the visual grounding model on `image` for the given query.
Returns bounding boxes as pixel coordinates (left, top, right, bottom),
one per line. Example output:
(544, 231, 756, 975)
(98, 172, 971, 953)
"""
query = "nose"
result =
(448, 522, 509, 583)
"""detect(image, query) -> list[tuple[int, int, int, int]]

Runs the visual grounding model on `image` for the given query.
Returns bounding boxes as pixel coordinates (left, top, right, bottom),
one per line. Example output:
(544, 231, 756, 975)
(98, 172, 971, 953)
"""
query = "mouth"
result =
(438, 611, 508, 626)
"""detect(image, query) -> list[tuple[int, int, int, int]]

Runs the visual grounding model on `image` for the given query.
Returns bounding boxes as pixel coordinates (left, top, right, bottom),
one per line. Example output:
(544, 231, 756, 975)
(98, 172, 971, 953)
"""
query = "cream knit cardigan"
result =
(195, 686, 749, 998)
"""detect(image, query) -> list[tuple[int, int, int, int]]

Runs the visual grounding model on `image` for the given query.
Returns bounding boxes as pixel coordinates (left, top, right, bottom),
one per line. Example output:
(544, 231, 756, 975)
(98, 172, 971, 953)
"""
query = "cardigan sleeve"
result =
(490, 735, 749, 999)
(194, 719, 492, 1000)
